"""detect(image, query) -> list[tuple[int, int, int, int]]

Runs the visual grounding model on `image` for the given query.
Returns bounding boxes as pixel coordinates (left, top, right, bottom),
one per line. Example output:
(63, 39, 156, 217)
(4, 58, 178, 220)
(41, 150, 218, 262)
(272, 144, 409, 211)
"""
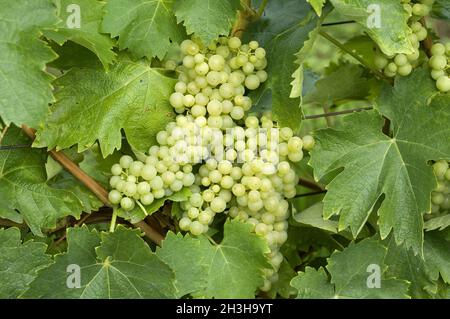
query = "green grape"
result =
(394, 54, 408, 66)
(120, 197, 135, 211)
(108, 190, 122, 204)
(244, 74, 260, 90)
(228, 37, 241, 49)
(189, 221, 204, 235)
(302, 135, 315, 151)
(179, 217, 191, 231)
(206, 100, 222, 116)
(209, 55, 225, 71)
(431, 69, 445, 80)
(397, 64, 413, 76)
(436, 76, 450, 93)
(429, 55, 447, 70)
(140, 193, 154, 205)
(119, 155, 133, 169)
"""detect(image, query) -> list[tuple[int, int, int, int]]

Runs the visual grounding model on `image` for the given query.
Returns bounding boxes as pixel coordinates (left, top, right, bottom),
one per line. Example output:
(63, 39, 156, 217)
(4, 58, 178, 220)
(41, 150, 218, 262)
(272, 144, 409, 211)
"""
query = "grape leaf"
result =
(49, 41, 103, 69)
(44, 0, 115, 69)
(0, 127, 85, 235)
(173, 0, 240, 44)
(293, 202, 339, 233)
(310, 68, 450, 254)
(329, 0, 414, 56)
(424, 231, 450, 286)
(432, 0, 450, 21)
(35, 56, 176, 157)
(101, 0, 185, 59)
(383, 230, 450, 298)
(245, 0, 320, 131)
(0, 228, 52, 298)
(291, 267, 334, 298)
(156, 232, 210, 297)
(24, 225, 176, 298)
(424, 215, 450, 231)
(156, 220, 270, 298)
(49, 171, 103, 213)
(303, 64, 371, 105)
(291, 238, 410, 298)
(0, 0, 58, 127)
(307, 0, 327, 16)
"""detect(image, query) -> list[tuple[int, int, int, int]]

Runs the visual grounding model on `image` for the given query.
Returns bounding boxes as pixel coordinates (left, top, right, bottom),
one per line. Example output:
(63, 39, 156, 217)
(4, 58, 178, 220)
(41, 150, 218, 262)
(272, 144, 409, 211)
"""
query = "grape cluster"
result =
(108, 37, 314, 292)
(429, 42, 450, 93)
(431, 160, 450, 214)
(374, 0, 433, 77)
(169, 37, 267, 124)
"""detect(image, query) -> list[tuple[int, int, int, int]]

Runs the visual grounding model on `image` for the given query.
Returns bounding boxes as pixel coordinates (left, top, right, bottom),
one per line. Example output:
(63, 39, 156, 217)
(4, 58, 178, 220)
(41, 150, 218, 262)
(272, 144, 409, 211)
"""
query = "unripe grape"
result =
(302, 135, 315, 151)
(255, 47, 266, 59)
(129, 161, 144, 176)
(211, 197, 226, 213)
(120, 197, 135, 211)
(398, 64, 412, 76)
(431, 69, 445, 80)
(394, 54, 408, 66)
(170, 92, 185, 108)
(436, 76, 450, 92)
(244, 74, 260, 90)
(140, 193, 154, 205)
(108, 190, 122, 204)
(429, 55, 447, 70)
(228, 37, 241, 49)
(119, 155, 133, 169)
(179, 217, 191, 231)
(190, 221, 204, 235)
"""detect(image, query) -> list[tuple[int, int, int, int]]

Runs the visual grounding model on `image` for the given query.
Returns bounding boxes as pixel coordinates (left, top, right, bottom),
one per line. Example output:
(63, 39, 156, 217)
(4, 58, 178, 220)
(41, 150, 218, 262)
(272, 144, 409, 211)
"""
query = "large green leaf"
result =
(245, 0, 320, 131)
(291, 238, 410, 298)
(0, 127, 85, 235)
(173, 0, 240, 44)
(156, 220, 270, 298)
(24, 226, 176, 298)
(101, 0, 185, 59)
(303, 64, 371, 105)
(0, 228, 52, 298)
(0, 0, 58, 127)
(35, 56, 176, 156)
(310, 68, 450, 254)
(45, 0, 116, 69)
(329, 0, 414, 56)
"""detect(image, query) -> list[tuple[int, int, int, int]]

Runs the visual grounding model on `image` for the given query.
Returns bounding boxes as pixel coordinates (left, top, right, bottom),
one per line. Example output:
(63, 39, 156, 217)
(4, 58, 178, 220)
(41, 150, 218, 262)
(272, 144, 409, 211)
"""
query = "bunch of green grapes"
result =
(431, 160, 450, 214)
(429, 42, 450, 93)
(374, 0, 433, 77)
(108, 37, 314, 292)
(169, 37, 267, 124)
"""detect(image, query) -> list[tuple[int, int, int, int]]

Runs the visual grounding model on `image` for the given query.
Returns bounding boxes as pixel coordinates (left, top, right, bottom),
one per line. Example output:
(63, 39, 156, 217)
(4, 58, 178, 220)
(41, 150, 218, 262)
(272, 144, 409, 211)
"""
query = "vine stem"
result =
(109, 208, 118, 232)
(298, 178, 325, 192)
(318, 30, 388, 81)
(322, 20, 356, 27)
(256, 0, 268, 18)
(304, 106, 373, 119)
(20, 125, 164, 246)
